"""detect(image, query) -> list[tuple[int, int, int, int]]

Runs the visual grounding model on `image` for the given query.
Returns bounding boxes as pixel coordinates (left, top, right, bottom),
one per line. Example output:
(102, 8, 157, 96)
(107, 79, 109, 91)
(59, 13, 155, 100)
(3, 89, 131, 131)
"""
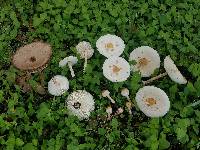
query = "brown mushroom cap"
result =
(12, 41, 52, 73)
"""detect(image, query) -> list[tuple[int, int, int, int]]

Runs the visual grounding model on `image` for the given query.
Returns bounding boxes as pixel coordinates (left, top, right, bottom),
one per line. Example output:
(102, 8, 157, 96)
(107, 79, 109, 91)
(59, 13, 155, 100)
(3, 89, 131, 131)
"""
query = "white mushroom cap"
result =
(48, 75, 69, 96)
(96, 34, 125, 58)
(129, 46, 160, 77)
(164, 56, 187, 84)
(121, 88, 129, 98)
(103, 57, 130, 82)
(66, 90, 95, 120)
(135, 86, 170, 117)
(102, 90, 110, 97)
(59, 56, 78, 67)
(76, 41, 94, 59)
(106, 106, 113, 115)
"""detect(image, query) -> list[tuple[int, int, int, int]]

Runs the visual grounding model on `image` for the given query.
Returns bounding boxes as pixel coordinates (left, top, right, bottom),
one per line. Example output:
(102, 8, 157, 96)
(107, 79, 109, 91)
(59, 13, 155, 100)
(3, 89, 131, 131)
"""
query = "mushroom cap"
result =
(103, 57, 130, 82)
(121, 88, 129, 97)
(59, 56, 78, 67)
(129, 46, 160, 77)
(12, 41, 52, 73)
(48, 75, 69, 96)
(66, 90, 95, 120)
(135, 86, 170, 117)
(96, 34, 125, 58)
(106, 106, 113, 114)
(76, 41, 94, 59)
(164, 56, 187, 84)
(102, 90, 110, 97)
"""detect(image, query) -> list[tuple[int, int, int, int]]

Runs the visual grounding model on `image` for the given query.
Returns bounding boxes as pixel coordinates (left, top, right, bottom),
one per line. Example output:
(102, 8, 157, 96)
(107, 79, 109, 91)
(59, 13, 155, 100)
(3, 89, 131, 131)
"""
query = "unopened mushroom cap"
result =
(129, 46, 160, 77)
(103, 57, 130, 82)
(96, 34, 125, 58)
(76, 41, 94, 59)
(102, 90, 110, 97)
(66, 90, 95, 120)
(48, 75, 69, 96)
(12, 41, 52, 73)
(121, 88, 129, 97)
(135, 86, 170, 117)
(106, 106, 112, 114)
(164, 56, 187, 84)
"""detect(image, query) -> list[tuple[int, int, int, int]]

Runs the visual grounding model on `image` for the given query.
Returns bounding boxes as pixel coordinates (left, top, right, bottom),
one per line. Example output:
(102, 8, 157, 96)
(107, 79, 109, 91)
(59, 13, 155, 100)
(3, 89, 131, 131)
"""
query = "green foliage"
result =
(0, 0, 200, 149)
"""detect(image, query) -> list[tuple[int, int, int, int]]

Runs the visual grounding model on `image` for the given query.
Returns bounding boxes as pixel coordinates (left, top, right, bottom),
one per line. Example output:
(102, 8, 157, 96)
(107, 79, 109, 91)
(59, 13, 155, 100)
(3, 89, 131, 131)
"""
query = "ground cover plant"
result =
(0, 0, 200, 149)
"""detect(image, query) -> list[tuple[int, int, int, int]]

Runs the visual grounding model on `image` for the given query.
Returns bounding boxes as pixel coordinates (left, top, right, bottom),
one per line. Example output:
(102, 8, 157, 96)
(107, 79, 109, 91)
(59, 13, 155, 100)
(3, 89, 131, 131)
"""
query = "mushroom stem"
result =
(126, 96, 130, 101)
(39, 71, 45, 86)
(107, 95, 116, 104)
(106, 106, 112, 120)
(142, 72, 168, 85)
(83, 51, 87, 72)
(107, 107, 123, 120)
(126, 101, 132, 115)
(83, 56, 87, 72)
(68, 62, 75, 77)
(187, 100, 200, 107)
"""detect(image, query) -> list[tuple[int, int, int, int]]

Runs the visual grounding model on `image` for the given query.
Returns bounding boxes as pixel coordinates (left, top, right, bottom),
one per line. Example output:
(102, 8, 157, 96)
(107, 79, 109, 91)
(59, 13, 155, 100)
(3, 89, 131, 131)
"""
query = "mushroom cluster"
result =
(96, 34, 130, 82)
(12, 33, 188, 121)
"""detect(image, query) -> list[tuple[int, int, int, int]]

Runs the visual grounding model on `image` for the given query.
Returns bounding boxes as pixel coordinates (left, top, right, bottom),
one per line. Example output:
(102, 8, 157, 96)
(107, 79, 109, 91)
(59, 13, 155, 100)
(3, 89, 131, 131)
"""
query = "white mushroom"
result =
(66, 90, 95, 120)
(102, 90, 115, 104)
(164, 56, 187, 84)
(48, 75, 69, 96)
(59, 56, 78, 77)
(96, 34, 125, 58)
(135, 86, 170, 117)
(103, 57, 130, 82)
(121, 88, 133, 114)
(129, 46, 160, 77)
(76, 41, 94, 72)
(121, 88, 130, 100)
(106, 106, 113, 120)
(142, 56, 187, 85)
(107, 107, 124, 120)
(115, 107, 124, 115)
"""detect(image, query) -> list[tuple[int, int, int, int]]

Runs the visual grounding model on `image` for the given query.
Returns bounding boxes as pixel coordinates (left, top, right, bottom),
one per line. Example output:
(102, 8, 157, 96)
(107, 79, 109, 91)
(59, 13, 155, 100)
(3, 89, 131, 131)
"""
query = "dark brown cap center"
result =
(73, 102, 81, 109)
(30, 56, 36, 62)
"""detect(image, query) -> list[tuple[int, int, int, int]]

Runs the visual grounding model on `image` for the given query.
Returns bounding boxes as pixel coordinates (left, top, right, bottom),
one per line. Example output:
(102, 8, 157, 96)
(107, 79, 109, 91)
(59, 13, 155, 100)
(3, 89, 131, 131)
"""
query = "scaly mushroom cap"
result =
(135, 86, 170, 117)
(103, 57, 130, 82)
(96, 34, 125, 58)
(129, 46, 160, 77)
(48, 75, 69, 96)
(164, 56, 187, 84)
(12, 41, 52, 73)
(76, 41, 94, 59)
(66, 90, 95, 120)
